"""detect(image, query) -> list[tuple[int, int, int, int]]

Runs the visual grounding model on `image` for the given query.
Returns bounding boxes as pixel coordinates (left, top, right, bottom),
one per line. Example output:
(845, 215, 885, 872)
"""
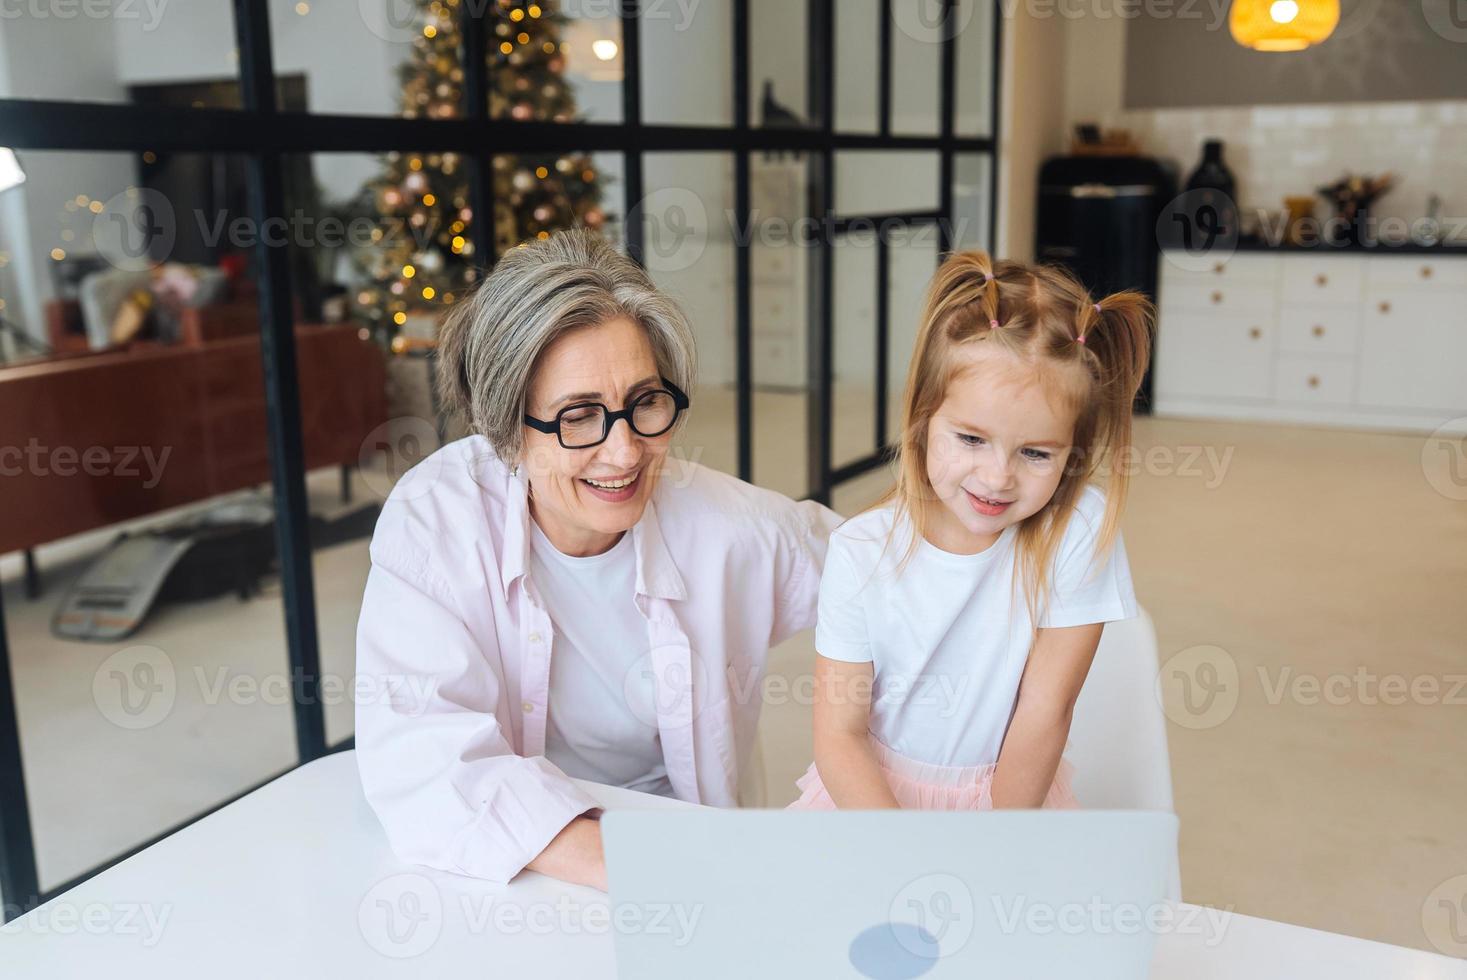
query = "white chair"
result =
(1067, 606, 1183, 901)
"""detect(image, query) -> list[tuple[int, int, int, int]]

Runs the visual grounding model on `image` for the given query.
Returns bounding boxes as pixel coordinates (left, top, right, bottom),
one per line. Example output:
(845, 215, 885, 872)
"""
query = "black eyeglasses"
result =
(524, 378, 691, 449)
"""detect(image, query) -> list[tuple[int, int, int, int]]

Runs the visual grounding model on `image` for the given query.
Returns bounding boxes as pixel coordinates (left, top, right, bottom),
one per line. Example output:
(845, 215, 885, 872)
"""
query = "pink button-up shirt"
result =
(355, 435, 838, 883)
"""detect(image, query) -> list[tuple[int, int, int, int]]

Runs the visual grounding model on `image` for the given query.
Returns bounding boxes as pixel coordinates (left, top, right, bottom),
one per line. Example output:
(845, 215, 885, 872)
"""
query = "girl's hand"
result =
(812, 655, 901, 809)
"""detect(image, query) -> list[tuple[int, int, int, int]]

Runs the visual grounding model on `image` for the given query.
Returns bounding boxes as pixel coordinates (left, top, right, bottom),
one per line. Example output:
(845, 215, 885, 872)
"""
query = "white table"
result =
(3, 751, 1463, 977)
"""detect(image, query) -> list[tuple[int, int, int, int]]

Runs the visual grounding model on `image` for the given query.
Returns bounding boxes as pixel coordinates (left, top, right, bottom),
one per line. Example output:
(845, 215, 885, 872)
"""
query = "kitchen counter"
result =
(1165, 236, 1467, 256)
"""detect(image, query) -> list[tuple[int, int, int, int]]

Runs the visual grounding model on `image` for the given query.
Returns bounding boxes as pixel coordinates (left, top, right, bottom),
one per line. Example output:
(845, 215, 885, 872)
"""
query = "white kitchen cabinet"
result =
(1357, 291, 1467, 414)
(1279, 255, 1365, 305)
(1155, 250, 1467, 432)
(1272, 353, 1355, 406)
(1276, 304, 1360, 356)
(1155, 312, 1273, 401)
(1366, 254, 1467, 290)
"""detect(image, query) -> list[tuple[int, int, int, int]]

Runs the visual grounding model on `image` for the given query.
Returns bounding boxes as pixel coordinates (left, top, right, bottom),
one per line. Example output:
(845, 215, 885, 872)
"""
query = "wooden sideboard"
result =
(1153, 249, 1467, 432)
(0, 324, 387, 557)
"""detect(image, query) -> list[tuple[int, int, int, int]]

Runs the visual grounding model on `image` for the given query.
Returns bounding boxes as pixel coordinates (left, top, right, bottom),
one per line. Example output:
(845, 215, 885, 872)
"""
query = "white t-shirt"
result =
(529, 523, 673, 796)
(816, 484, 1137, 769)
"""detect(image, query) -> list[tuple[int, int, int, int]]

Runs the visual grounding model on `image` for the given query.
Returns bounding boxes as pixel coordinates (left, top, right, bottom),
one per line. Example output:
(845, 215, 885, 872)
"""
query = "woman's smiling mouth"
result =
(581, 470, 641, 501)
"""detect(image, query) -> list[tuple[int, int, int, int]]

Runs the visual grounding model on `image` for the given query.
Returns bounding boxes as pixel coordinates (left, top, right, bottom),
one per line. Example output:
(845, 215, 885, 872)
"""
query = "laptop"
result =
(603, 808, 1178, 979)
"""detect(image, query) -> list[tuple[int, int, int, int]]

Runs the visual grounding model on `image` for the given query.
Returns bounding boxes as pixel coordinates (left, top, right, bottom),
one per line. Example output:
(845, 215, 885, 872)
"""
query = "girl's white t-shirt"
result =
(815, 484, 1137, 769)
(529, 523, 674, 796)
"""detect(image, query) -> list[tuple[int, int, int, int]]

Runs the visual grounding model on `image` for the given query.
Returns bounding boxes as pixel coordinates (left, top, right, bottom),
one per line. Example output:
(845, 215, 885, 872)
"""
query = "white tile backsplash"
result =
(1100, 99, 1467, 229)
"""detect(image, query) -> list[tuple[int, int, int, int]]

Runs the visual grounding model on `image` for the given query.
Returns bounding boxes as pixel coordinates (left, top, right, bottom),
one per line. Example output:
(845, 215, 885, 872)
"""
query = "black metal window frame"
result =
(0, 0, 1002, 920)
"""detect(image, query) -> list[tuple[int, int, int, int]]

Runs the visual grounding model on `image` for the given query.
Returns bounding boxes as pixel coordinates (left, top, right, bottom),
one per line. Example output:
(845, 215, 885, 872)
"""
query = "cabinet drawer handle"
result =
(1421, 265, 1433, 279)
(1211, 290, 1224, 304)
(1312, 324, 1325, 337)
(1307, 375, 1320, 389)
(1248, 326, 1262, 340)
(1315, 273, 1328, 287)
(1379, 301, 1391, 314)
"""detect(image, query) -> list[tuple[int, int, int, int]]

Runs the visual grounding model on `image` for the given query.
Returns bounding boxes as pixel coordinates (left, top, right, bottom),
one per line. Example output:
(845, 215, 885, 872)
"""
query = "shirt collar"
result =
(496, 465, 686, 602)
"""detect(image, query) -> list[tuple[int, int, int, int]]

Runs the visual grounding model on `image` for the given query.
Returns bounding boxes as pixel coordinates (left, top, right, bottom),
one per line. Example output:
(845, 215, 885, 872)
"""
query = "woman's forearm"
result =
(525, 815, 607, 890)
(815, 730, 900, 809)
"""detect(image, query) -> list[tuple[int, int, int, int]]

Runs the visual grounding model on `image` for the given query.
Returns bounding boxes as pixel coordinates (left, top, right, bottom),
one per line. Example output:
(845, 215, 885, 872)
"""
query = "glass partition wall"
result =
(0, 0, 1000, 918)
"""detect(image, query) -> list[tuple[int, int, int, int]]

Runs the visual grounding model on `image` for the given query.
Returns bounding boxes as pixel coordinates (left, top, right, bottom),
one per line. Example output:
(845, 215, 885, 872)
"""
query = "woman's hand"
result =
(812, 655, 900, 809)
(526, 815, 608, 891)
(991, 621, 1104, 808)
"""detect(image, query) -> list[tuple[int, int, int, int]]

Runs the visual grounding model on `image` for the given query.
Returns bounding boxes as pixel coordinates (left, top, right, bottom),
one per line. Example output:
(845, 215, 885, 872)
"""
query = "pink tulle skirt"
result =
(787, 736, 1079, 810)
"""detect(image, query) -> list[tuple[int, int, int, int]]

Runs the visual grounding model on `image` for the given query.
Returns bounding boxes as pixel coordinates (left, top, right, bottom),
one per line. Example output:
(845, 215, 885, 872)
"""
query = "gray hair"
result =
(435, 227, 698, 463)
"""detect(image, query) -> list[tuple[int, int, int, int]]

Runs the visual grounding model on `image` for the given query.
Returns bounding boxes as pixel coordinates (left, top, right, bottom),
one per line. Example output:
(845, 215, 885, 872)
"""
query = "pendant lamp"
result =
(1230, 0, 1339, 52)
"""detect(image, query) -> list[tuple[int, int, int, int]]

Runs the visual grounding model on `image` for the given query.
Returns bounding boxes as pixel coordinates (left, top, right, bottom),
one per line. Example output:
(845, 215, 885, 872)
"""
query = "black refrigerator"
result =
(1035, 155, 1176, 413)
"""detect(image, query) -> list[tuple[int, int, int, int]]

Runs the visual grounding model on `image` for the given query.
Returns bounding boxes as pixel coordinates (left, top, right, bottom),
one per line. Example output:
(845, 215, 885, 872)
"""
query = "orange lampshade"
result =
(1229, 0, 1339, 52)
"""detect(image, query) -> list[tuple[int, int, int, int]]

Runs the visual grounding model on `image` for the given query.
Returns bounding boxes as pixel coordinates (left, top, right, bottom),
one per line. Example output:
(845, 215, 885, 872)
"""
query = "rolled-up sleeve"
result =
(770, 499, 842, 645)
(354, 545, 598, 883)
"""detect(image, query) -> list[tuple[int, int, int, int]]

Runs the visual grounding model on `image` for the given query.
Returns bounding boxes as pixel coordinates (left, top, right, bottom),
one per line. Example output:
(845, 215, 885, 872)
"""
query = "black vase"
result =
(1184, 139, 1239, 245)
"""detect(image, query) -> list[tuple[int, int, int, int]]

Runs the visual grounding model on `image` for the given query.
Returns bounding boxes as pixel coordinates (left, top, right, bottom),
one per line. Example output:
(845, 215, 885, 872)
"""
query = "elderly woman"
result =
(356, 229, 838, 890)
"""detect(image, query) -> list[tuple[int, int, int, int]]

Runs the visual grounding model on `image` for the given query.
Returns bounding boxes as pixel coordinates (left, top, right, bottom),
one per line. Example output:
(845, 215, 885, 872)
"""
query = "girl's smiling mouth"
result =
(966, 489, 1013, 517)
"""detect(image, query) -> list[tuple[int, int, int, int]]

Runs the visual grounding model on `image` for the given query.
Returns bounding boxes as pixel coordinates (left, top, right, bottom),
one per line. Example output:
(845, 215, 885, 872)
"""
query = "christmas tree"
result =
(352, 0, 610, 346)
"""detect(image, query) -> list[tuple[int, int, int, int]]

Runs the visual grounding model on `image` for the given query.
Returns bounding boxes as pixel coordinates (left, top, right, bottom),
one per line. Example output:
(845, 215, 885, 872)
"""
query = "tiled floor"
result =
(2, 410, 1463, 955)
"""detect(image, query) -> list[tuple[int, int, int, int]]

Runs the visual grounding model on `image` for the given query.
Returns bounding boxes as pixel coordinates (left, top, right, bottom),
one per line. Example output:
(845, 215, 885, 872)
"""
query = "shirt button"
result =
(528, 632, 542, 644)
(522, 701, 534, 713)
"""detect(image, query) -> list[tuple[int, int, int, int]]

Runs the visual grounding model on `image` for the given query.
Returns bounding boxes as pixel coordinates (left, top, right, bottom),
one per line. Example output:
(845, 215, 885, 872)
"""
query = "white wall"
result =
(643, 0, 732, 126)
(995, 6, 1068, 262)
(1062, 12, 1127, 137)
(749, 0, 809, 123)
(0, 13, 130, 341)
(110, 0, 238, 89)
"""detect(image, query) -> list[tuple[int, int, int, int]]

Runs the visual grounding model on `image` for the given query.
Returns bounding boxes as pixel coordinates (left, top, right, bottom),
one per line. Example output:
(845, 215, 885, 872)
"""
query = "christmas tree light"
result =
(352, 0, 608, 346)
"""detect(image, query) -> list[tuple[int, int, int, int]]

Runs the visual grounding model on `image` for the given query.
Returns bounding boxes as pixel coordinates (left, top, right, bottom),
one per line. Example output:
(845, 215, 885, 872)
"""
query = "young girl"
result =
(791, 250, 1152, 811)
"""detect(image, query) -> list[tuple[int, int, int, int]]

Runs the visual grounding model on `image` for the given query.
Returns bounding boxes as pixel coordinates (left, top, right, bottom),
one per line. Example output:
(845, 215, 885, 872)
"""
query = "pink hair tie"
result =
(1093, 303, 1102, 314)
(990, 318, 1000, 329)
(1076, 334, 1087, 344)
